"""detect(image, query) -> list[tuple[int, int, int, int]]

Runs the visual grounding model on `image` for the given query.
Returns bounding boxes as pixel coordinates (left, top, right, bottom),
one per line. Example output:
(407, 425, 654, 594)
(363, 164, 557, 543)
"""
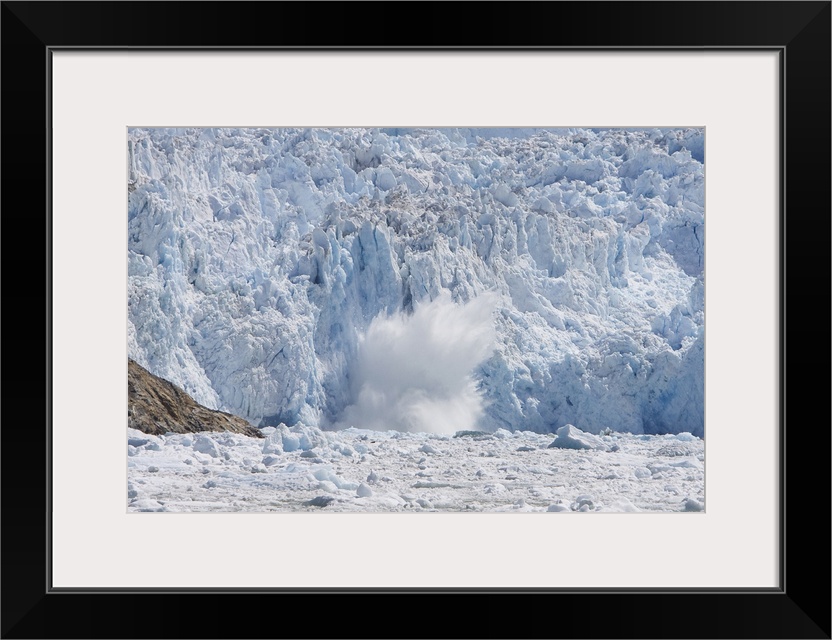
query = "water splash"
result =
(339, 291, 498, 434)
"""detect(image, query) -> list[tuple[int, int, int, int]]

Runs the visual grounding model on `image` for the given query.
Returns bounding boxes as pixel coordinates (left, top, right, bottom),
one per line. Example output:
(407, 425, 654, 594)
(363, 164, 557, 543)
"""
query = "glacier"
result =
(128, 126, 704, 437)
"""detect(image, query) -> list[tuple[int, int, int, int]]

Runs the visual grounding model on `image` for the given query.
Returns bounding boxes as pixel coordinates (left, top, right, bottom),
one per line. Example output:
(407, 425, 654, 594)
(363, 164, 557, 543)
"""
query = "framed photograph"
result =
(3, 2, 829, 638)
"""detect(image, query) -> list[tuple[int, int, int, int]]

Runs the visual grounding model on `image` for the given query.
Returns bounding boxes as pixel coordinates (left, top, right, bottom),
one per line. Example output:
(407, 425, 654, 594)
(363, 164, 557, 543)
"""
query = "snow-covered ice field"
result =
(128, 425, 704, 513)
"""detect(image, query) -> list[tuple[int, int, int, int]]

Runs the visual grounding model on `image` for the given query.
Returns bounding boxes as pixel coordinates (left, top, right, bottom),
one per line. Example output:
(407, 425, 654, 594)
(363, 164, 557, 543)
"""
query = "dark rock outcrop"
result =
(128, 359, 263, 438)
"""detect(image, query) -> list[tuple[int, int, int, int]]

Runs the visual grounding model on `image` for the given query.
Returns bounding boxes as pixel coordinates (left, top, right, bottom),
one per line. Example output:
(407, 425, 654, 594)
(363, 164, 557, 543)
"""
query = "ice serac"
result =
(128, 127, 705, 437)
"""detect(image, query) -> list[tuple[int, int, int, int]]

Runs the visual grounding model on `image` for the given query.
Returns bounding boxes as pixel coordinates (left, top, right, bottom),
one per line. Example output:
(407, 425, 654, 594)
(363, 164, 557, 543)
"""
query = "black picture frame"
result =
(2, 2, 829, 638)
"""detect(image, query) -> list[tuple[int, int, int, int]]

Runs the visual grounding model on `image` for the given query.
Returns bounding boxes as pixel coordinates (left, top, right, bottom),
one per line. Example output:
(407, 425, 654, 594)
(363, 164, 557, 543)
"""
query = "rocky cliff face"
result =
(128, 359, 263, 438)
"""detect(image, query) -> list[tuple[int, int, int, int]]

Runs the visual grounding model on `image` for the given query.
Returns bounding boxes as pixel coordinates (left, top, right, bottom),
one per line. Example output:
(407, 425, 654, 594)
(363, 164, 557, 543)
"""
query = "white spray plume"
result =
(339, 291, 499, 434)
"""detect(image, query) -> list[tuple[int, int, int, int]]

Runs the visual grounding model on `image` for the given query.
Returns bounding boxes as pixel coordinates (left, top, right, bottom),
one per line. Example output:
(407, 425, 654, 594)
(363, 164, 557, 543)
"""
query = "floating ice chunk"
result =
(573, 494, 595, 510)
(262, 455, 281, 467)
(547, 503, 570, 512)
(313, 468, 358, 490)
(193, 435, 221, 458)
(262, 427, 287, 454)
(419, 443, 440, 455)
(313, 468, 338, 484)
(263, 424, 324, 453)
(132, 499, 165, 512)
(608, 497, 640, 513)
(454, 430, 493, 441)
(128, 432, 163, 450)
(296, 426, 326, 451)
(333, 444, 355, 457)
(669, 457, 702, 469)
(356, 483, 373, 498)
(675, 432, 698, 442)
(282, 432, 301, 452)
(484, 483, 506, 494)
(683, 498, 704, 512)
(657, 445, 693, 457)
(304, 496, 335, 508)
(648, 463, 671, 475)
(547, 425, 608, 451)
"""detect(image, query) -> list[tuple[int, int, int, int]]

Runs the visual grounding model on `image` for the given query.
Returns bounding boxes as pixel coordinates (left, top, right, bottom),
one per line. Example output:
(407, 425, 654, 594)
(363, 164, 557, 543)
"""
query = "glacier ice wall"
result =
(128, 127, 704, 436)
